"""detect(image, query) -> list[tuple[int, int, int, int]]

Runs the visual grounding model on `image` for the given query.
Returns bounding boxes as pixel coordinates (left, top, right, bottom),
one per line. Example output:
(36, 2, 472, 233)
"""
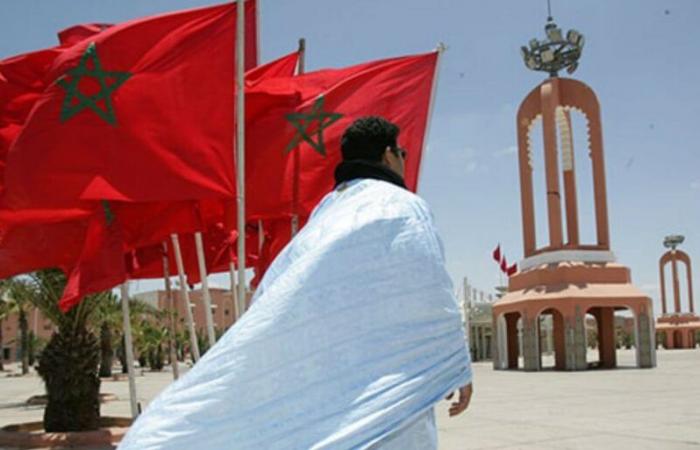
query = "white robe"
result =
(118, 179, 472, 450)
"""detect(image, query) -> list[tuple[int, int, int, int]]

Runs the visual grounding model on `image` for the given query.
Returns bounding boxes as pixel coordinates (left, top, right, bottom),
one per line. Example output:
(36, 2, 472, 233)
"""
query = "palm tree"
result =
(0, 280, 11, 371)
(24, 269, 106, 432)
(90, 293, 121, 378)
(114, 298, 157, 373)
(137, 321, 168, 371)
(3, 278, 34, 375)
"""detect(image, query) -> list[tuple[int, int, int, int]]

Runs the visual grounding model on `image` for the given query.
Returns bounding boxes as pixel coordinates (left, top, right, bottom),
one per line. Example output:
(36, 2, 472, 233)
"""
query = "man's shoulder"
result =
(351, 179, 433, 222)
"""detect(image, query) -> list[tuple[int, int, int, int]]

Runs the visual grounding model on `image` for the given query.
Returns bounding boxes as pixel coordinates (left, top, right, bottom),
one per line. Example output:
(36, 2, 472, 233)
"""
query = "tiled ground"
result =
(1, 349, 699, 449)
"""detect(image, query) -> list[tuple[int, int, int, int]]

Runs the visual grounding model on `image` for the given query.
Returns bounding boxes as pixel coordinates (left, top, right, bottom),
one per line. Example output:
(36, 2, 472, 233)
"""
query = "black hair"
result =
(340, 116, 400, 162)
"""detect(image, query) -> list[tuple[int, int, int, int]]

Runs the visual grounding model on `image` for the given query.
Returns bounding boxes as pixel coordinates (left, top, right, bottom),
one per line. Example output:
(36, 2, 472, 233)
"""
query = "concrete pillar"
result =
(494, 314, 509, 370)
(541, 80, 564, 249)
(477, 327, 483, 361)
(565, 307, 587, 370)
(635, 311, 655, 368)
(597, 307, 616, 368)
(522, 316, 540, 371)
(506, 314, 519, 369)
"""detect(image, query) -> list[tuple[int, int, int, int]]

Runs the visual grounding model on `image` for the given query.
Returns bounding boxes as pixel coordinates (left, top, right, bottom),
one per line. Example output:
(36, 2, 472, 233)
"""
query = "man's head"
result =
(340, 116, 406, 177)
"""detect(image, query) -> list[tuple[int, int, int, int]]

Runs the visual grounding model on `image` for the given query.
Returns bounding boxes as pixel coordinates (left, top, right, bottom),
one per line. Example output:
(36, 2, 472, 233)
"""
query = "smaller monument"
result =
(656, 235, 700, 348)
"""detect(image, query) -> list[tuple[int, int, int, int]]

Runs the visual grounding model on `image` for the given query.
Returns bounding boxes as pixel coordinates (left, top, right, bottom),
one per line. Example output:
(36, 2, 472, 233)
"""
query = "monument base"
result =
(656, 314, 700, 349)
(492, 261, 656, 371)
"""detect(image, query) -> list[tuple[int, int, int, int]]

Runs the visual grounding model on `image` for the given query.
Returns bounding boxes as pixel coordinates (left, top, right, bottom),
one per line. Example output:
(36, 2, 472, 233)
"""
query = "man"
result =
(119, 117, 473, 449)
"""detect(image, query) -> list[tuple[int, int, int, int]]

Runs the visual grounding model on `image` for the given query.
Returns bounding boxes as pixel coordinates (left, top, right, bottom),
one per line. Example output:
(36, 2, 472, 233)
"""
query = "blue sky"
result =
(2, 1, 698, 314)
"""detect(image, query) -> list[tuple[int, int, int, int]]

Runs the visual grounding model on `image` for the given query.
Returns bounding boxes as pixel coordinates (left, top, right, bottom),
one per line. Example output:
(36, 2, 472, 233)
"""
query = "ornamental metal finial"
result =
(520, 14, 585, 77)
(663, 235, 685, 250)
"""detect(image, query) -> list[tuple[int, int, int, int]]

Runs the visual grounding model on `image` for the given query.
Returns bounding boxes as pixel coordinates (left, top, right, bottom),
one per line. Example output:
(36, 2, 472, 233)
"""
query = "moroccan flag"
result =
(0, 47, 62, 194)
(1, 22, 108, 192)
(59, 203, 126, 311)
(126, 222, 260, 283)
(246, 51, 300, 86)
(244, 51, 439, 219)
(0, 208, 90, 279)
(0, 50, 297, 290)
(492, 244, 501, 263)
(500, 255, 508, 273)
(507, 262, 518, 276)
(57, 23, 112, 47)
(3, 1, 258, 210)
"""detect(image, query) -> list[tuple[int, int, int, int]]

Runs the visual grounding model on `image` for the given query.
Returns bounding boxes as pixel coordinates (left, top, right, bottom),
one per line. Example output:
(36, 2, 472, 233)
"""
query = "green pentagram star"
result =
(285, 95, 343, 156)
(101, 200, 115, 225)
(58, 42, 131, 126)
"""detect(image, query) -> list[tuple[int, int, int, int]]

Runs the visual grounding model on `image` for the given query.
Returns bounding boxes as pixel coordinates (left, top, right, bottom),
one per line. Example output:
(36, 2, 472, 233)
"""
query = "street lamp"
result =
(520, 16, 584, 77)
(663, 235, 685, 250)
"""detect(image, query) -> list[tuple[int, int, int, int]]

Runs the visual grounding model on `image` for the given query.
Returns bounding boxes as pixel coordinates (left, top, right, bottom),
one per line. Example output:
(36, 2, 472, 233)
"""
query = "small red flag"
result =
(500, 255, 508, 273)
(57, 23, 111, 47)
(59, 204, 126, 311)
(492, 244, 501, 263)
(507, 263, 518, 276)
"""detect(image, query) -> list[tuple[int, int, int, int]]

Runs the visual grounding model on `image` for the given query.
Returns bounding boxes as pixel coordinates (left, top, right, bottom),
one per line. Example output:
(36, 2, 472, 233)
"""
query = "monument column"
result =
(686, 258, 694, 314)
(659, 257, 668, 315)
(671, 251, 681, 314)
(560, 111, 580, 246)
(541, 80, 564, 249)
(522, 315, 540, 371)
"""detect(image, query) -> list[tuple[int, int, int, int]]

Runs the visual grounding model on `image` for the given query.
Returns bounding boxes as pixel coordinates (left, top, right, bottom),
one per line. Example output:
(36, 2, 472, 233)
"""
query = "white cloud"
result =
(494, 145, 518, 157)
(445, 146, 484, 174)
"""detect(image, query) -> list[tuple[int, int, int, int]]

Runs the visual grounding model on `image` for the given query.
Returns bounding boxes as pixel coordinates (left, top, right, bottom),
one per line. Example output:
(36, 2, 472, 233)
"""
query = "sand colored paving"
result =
(0, 349, 699, 449)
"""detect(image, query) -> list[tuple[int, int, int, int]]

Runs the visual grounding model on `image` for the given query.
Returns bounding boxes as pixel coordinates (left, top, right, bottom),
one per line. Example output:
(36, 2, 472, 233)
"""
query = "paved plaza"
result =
(1, 349, 699, 449)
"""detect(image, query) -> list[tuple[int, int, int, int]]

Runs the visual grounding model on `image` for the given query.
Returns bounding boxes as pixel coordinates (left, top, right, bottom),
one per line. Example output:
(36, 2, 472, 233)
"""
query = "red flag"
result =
(246, 52, 300, 86)
(57, 24, 111, 47)
(507, 262, 518, 276)
(126, 222, 260, 283)
(0, 208, 90, 279)
(0, 51, 298, 285)
(0, 48, 63, 195)
(244, 51, 439, 219)
(251, 215, 309, 287)
(500, 254, 508, 273)
(59, 204, 126, 311)
(3, 1, 258, 209)
(492, 244, 501, 263)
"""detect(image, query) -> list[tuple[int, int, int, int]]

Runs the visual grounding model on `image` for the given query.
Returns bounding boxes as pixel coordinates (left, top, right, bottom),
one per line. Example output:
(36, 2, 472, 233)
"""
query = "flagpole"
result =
(119, 281, 139, 418)
(170, 234, 201, 362)
(194, 232, 217, 347)
(161, 241, 180, 380)
(291, 37, 306, 237)
(229, 261, 240, 323)
(235, 0, 247, 317)
(415, 42, 446, 193)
